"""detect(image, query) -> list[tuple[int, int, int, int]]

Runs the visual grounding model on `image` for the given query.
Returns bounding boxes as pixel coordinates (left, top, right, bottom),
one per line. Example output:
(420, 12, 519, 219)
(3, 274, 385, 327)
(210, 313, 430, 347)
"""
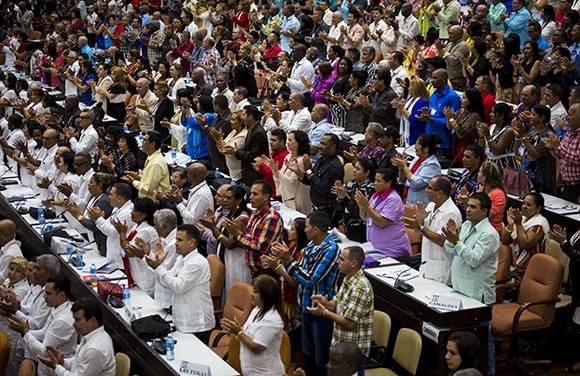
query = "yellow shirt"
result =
(133, 150, 170, 198)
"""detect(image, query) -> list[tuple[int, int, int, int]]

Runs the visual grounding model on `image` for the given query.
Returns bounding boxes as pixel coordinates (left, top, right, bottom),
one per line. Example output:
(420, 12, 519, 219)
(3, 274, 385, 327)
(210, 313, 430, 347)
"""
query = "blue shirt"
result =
(535, 37, 549, 52)
(504, 8, 531, 49)
(287, 234, 340, 313)
(308, 120, 331, 148)
(280, 15, 300, 53)
(80, 44, 93, 64)
(427, 85, 461, 150)
(78, 73, 96, 106)
(182, 112, 215, 159)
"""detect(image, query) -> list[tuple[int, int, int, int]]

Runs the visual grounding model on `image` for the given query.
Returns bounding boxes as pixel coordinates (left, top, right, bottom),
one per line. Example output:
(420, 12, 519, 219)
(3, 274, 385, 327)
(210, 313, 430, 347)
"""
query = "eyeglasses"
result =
(78, 115, 90, 119)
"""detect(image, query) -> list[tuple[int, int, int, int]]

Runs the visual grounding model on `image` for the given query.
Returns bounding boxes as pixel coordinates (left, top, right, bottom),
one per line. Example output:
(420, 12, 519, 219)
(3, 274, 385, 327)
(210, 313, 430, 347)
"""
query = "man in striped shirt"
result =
(273, 211, 340, 376)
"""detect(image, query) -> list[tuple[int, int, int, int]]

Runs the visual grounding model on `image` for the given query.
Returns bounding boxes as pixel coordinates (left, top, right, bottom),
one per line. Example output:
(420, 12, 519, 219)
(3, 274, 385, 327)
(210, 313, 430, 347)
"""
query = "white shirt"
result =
(127, 221, 158, 297)
(0, 239, 22, 281)
(95, 200, 134, 268)
(212, 87, 236, 112)
(390, 65, 409, 98)
(235, 98, 250, 110)
(6, 128, 26, 148)
(70, 124, 99, 158)
(2, 45, 15, 68)
(47, 171, 80, 201)
(279, 107, 311, 133)
(287, 57, 315, 94)
(548, 101, 568, 129)
(69, 169, 95, 212)
(3, 277, 29, 301)
(35, 144, 58, 182)
(368, 20, 396, 56)
(54, 326, 116, 376)
(155, 249, 215, 333)
(168, 77, 186, 109)
(240, 307, 284, 376)
(24, 301, 77, 376)
(323, 9, 333, 26)
(396, 14, 420, 49)
(65, 62, 80, 97)
(328, 21, 347, 49)
(177, 181, 214, 225)
(154, 228, 178, 309)
(419, 198, 462, 286)
(15, 284, 51, 330)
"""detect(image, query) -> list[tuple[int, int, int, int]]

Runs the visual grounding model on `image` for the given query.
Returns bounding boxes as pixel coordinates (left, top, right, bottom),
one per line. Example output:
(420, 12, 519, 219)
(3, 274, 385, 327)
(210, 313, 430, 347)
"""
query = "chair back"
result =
(496, 244, 512, 283)
(280, 331, 292, 373)
(545, 239, 570, 284)
(0, 331, 10, 376)
(344, 162, 354, 184)
(207, 255, 226, 309)
(114, 352, 131, 376)
(223, 283, 254, 324)
(392, 328, 422, 375)
(404, 204, 416, 219)
(372, 310, 392, 347)
(518, 254, 564, 324)
(226, 337, 242, 373)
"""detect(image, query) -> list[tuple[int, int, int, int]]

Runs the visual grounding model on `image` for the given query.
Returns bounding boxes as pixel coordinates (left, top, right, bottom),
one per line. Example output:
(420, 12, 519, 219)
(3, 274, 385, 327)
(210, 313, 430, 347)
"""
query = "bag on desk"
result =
(97, 282, 123, 302)
(131, 315, 171, 340)
(503, 167, 530, 196)
(365, 342, 388, 369)
(28, 207, 57, 220)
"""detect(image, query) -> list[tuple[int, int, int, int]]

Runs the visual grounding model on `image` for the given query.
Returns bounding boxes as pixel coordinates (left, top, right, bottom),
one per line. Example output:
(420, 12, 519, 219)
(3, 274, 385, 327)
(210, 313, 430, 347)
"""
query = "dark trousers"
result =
(563, 183, 580, 204)
(193, 328, 213, 346)
(302, 312, 333, 376)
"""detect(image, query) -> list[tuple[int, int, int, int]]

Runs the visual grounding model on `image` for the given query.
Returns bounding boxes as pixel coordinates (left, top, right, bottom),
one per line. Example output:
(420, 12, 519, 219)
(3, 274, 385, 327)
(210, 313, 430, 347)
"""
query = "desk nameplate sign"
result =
(178, 360, 212, 376)
(428, 293, 463, 311)
(422, 322, 442, 343)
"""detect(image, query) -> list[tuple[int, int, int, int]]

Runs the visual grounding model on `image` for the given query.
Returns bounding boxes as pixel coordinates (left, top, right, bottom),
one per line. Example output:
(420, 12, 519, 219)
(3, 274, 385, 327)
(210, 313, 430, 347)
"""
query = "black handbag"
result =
(365, 342, 388, 369)
(131, 314, 171, 341)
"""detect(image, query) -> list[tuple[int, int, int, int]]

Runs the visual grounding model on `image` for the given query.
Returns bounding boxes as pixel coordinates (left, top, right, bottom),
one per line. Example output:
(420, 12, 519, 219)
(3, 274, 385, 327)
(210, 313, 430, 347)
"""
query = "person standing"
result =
(146, 224, 215, 344)
(272, 211, 340, 376)
(403, 176, 462, 285)
(309, 246, 374, 374)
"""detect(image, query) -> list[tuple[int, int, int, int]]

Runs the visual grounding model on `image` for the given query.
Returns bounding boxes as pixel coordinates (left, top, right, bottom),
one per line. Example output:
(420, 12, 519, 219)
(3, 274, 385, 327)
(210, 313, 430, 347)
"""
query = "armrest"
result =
(511, 299, 560, 334)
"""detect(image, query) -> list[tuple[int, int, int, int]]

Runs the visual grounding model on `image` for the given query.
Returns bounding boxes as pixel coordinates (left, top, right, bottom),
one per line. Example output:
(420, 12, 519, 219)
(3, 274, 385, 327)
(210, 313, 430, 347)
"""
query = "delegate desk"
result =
(365, 265, 491, 376)
(0, 168, 238, 376)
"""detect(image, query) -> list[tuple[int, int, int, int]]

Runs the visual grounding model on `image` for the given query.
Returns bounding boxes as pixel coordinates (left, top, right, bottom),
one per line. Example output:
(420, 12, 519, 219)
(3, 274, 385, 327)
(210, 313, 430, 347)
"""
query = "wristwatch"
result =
(306, 169, 313, 176)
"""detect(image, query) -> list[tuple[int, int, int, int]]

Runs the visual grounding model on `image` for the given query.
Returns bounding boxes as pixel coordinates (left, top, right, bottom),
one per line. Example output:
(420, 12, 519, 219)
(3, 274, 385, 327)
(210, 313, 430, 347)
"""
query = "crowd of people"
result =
(0, 0, 579, 374)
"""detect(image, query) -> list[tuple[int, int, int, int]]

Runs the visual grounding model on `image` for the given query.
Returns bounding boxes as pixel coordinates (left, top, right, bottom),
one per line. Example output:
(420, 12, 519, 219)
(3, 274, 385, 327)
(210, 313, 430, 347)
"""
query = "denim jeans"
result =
(302, 312, 333, 376)
(487, 321, 495, 376)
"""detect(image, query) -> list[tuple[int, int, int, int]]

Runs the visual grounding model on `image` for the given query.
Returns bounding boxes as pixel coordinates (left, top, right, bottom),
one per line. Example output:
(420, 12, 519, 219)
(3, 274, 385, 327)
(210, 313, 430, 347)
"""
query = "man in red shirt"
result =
(475, 75, 496, 125)
(253, 128, 289, 197)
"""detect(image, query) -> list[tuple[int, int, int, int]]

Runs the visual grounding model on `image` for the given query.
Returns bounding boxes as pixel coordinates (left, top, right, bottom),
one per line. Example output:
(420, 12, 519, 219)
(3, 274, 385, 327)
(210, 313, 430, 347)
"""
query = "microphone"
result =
(394, 261, 426, 293)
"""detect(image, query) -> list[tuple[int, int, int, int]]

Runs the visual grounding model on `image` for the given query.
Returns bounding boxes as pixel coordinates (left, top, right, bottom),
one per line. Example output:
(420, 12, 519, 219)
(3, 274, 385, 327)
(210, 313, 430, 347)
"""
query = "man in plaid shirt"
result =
(224, 180, 283, 277)
(309, 246, 374, 374)
(273, 211, 340, 376)
(544, 103, 580, 203)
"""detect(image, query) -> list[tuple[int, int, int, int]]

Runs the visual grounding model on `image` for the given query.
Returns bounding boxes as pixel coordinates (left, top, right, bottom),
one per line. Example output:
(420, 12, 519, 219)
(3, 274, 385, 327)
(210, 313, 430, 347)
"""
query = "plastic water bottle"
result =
(138, 132, 144, 141)
(171, 147, 177, 160)
(66, 243, 73, 258)
(122, 285, 131, 310)
(44, 223, 53, 233)
(231, 179, 237, 186)
(89, 263, 97, 287)
(166, 333, 175, 361)
(76, 249, 83, 271)
(37, 207, 45, 225)
(214, 168, 220, 179)
(185, 72, 190, 84)
(123, 124, 129, 133)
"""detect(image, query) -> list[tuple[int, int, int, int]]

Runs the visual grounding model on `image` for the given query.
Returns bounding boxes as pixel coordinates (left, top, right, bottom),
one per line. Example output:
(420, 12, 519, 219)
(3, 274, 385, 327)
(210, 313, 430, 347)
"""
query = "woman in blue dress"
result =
(181, 93, 215, 160)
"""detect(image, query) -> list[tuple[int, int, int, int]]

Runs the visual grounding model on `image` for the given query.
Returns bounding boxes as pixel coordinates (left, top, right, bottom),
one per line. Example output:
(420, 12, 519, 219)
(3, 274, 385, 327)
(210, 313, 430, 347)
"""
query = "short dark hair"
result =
(290, 130, 311, 155)
(47, 274, 71, 299)
(465, 144, 484, 160)
(112, 182, 133, 200)
(375, 68, 392, 87)
(271, 128, 287, 143)
(345, 246, 365, 267)
(235, 86, 249, 98)
(72, 298, 103, 326)
(307, 210, 330, 232)
(133, 197, 157, 225)
(470, 192, 492, 217)
(213, 94, 229, 110)
(525, 192, 544, 209)
(146, 130, 163, 149)
(546, 84, 563, 100)
(392, 51, 404, 64)
(177, 224, 202, 244)
(355, 157, 376, 181)
(253, 179, 273, 197)
(417, 134, 441, 155)
(244, 105, 262, 122)
(323, 133, 339, 149)
(448, 331, 482, 371)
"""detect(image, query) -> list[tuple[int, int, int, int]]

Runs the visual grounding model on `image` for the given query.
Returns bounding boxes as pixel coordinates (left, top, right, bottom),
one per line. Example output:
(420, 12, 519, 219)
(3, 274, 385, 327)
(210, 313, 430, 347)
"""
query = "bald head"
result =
(448, 25, 463, 42)
(192, 68, 206, 83)
(78, 36, 88, 47)
(0, 220, 16, 245)
(187, 162, 207, 185)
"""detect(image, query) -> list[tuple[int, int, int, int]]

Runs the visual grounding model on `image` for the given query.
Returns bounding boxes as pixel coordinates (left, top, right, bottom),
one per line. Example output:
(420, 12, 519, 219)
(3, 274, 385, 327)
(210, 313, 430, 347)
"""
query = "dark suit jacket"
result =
(154, 97, 175, 145)
(80, 193, 113, 257)
(235, 123, 268, 186)
(206, 110, 232, 172)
